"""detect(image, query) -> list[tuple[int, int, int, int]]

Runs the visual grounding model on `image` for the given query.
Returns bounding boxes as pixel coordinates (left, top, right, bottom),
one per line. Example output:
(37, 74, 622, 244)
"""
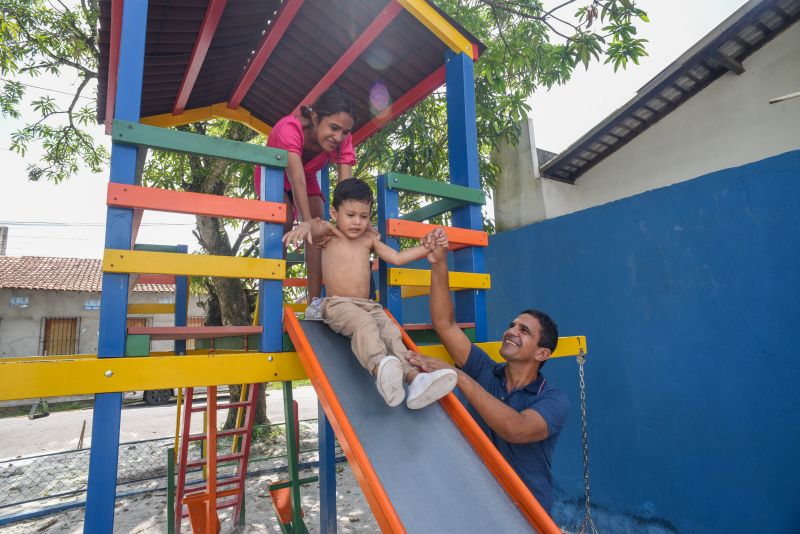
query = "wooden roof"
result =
(97, 0, 483, 143)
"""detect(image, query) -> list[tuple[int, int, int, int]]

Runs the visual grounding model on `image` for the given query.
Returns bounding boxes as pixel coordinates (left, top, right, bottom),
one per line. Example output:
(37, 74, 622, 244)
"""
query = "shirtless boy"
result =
(312, 178, 456, 409)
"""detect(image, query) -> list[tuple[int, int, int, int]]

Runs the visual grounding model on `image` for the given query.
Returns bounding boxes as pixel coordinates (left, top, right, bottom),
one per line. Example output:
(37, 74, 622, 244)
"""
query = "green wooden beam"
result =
(134, 244, 182, 253)
(385, 172, 485, 205)
(401, 198, 466, 222)
(113, 120, 288, 168)
(407, 327, 476, 345)
(125, 334, 151, 357)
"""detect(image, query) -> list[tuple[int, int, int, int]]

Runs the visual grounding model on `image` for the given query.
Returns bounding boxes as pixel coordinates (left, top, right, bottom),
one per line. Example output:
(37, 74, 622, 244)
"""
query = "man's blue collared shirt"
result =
(457, 344, 570, 513)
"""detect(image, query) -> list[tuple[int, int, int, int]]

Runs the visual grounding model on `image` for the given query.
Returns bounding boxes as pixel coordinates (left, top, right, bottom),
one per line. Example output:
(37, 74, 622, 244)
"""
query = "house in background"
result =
(494, 0, 799, 228)
(0, 255, 205, 357)
(483, 2, 800, 531)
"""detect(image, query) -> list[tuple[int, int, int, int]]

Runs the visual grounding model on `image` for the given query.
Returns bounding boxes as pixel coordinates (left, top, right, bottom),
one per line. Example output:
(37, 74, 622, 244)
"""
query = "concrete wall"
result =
(0, 289, 204, 357)
(486, 151, 800, 533)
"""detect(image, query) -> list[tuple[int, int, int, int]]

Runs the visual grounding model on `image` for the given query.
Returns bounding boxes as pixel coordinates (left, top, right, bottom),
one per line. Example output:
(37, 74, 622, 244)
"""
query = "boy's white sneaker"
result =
(305, 297, 323, 320)
(375, 356, 405, 407)
(406, 369, 457, 410)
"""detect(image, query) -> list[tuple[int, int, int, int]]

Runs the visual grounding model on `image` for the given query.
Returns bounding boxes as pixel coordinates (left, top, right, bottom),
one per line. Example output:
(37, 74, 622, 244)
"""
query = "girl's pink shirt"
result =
(257, 115, 356, 196)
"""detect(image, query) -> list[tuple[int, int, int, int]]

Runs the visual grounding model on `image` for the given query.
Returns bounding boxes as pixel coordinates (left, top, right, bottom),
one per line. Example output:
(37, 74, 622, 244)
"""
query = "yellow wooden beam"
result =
(103, 249, 285, 280)
(397, 0, 474, 57)
(0, 352, 306, 401)
(141, 106, 213, 129)
(140, 103, 272, 137)
(0, 335, 587, 401)
(418, 337, 587, 363)
(128, 303, 176, 314)
(388, 268, 490, 289)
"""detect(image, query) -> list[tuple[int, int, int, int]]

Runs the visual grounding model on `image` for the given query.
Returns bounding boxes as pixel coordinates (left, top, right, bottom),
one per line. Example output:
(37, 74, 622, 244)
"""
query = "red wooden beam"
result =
(173, 0, 229, 115)
(228, 0, 304, 109)
(291, 1, 402, 116)
(353, 65, 446, 146)
(127, 326, 262, 341)
(104, 0, 123, 134)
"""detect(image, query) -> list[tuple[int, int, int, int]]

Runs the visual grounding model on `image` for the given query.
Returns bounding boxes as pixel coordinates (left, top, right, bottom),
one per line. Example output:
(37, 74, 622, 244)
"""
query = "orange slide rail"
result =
(386, 310, 561, 534)
(107, 183, 286, 223)
(283, 307, 406, 534)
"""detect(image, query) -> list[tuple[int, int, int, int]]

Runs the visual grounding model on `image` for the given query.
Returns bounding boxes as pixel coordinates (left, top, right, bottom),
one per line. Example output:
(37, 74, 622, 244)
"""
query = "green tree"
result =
(1, 0, 648, 422)
(355, 0, 649, 228)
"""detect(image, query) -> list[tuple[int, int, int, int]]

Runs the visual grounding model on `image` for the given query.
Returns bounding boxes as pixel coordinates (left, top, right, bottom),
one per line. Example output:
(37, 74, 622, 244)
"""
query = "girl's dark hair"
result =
(300, 86, 357, 124)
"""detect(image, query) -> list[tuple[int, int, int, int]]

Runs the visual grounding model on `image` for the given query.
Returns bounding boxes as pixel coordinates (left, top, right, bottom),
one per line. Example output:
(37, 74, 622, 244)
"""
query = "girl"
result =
(258, 87, 357, 317)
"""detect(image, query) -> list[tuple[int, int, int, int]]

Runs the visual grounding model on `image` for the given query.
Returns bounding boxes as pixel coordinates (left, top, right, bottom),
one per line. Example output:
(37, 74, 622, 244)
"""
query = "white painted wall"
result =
(564, 22, 800, 214)
(0, 289, 204, 357)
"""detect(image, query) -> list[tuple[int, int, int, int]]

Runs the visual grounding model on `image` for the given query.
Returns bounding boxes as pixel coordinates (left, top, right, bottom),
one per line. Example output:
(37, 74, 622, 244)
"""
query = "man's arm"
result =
(406, 353, 549, 443)
(428, 244, 472, 367)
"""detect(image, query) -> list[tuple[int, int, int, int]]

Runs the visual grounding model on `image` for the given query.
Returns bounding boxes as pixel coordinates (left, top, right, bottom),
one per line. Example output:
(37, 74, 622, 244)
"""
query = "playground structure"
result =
(0, 1, 592, 532)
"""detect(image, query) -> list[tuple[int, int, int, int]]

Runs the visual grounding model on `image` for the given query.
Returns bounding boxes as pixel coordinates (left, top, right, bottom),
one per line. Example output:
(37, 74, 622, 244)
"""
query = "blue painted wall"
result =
(485, 151, 800, 533)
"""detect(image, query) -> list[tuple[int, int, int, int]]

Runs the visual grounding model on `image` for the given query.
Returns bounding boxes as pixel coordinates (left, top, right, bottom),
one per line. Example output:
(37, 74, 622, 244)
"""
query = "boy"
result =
(307, 178, 456, 409)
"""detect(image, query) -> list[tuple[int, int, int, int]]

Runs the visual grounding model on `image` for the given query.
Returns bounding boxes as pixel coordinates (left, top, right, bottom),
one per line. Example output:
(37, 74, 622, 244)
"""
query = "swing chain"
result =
(576, 348, 598, 534)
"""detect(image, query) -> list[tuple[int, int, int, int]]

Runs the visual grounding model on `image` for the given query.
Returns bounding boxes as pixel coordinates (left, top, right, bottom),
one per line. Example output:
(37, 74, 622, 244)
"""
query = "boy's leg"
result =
(368, 304, 414, 377)
(322, 297, 405, 407)
(321, 297, 387, 374)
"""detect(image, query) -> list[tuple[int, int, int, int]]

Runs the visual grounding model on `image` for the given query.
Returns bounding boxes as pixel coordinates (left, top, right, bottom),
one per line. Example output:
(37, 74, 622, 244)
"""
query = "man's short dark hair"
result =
(332, 178, 373, 210)
(521, 309, 558, 354)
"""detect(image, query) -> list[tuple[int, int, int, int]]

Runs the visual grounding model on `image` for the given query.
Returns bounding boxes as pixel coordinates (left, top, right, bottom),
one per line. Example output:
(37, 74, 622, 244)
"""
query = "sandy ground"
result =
(0, 462, 378, 534)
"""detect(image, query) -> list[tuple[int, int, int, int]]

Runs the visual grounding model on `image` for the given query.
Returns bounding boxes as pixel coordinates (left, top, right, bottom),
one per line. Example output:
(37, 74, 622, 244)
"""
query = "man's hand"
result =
(407, 351, 456, 373)
(282, 218, 344, 248)
(422, 228, 448, 263)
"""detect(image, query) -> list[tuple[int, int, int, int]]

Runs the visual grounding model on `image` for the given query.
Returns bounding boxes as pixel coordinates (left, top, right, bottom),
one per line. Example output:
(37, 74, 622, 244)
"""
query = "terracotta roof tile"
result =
(0, 256, 174, 293)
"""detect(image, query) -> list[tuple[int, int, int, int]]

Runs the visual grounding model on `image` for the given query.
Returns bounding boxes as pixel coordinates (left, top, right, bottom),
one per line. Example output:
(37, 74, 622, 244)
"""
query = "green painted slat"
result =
(407, 327, 476, 346)
(386, 172, 485, 205)
(125, 334, 150, 356)
(112, 120, 288, 168)
(286, 252, 304, 264)
(134, 244, 181, 253)
(401, 198, 465, 222)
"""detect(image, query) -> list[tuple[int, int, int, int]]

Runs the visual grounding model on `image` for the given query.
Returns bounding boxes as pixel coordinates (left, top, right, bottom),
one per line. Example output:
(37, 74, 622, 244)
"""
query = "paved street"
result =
(0, 386, 318, 460)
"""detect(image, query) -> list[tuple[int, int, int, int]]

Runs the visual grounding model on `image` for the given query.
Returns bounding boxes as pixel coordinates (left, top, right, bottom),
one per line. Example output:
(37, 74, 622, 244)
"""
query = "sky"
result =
(0, 0, 749, 259)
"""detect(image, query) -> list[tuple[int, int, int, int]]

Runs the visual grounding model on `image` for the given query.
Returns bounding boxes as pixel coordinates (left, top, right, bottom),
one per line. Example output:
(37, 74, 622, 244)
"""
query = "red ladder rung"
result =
(191, 401, 252, 412)
(184, 477, 244, 495)
(187, 427, 247, 441)
(185, 452, 245, 469)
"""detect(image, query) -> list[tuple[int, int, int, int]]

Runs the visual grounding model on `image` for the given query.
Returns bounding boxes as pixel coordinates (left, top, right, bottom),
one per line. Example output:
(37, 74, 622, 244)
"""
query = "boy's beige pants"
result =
(320, 296, 412, 377)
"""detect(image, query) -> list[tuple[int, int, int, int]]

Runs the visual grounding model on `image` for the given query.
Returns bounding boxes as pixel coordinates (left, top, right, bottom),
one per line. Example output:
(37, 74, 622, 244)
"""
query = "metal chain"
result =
(576, 348, 599, 534)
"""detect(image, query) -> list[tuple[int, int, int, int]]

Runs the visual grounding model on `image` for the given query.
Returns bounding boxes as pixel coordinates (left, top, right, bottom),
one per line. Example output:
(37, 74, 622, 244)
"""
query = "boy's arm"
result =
(372, 238, 429, 266)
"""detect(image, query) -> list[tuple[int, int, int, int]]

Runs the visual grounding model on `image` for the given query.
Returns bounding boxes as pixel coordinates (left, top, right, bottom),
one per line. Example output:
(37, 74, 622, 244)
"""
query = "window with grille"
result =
(42, 318, 80, 356)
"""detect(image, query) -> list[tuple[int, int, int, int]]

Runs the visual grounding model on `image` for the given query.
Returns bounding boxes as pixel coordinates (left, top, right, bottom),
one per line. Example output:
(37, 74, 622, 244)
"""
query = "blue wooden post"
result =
(445, 51, 487, 342)
(317, 163, 338, 532)
(259, 165, 284, 352)
(84, 1, 148, 531)
(377, 174, 403, 322)
(174, 245, 189, 355)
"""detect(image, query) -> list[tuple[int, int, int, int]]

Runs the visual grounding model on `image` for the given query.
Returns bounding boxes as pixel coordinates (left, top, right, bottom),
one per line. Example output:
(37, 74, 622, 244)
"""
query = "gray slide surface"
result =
(299, 320, 533, 533)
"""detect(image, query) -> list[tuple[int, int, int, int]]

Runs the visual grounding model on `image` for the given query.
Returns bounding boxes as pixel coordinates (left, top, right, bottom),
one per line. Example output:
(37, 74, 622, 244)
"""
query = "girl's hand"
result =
(282, 218, 344, 248)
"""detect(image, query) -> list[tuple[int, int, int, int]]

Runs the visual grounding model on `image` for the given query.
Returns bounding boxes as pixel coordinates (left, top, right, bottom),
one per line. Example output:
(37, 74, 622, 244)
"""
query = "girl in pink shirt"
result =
(258, 87, 357, 307)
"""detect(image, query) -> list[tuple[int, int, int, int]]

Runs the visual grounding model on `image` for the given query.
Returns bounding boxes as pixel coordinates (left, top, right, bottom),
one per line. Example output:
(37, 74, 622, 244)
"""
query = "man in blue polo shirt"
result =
(408, 242, 569, 514)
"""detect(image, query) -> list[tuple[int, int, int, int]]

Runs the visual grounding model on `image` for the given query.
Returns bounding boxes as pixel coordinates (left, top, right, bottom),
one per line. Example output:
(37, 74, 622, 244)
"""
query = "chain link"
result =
(576, 348, 598, 534)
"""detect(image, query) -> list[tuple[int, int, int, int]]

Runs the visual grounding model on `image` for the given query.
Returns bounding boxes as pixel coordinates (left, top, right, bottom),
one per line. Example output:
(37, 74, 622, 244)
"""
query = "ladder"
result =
(174, 383, 260, 533)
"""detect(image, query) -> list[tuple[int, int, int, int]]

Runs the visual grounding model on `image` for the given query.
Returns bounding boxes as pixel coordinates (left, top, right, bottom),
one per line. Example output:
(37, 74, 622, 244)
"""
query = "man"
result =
(407, 241, 569, 514)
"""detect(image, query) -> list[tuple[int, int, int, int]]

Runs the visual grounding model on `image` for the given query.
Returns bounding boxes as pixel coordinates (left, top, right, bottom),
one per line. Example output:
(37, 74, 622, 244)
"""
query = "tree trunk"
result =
(195, 207, 269, 429)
